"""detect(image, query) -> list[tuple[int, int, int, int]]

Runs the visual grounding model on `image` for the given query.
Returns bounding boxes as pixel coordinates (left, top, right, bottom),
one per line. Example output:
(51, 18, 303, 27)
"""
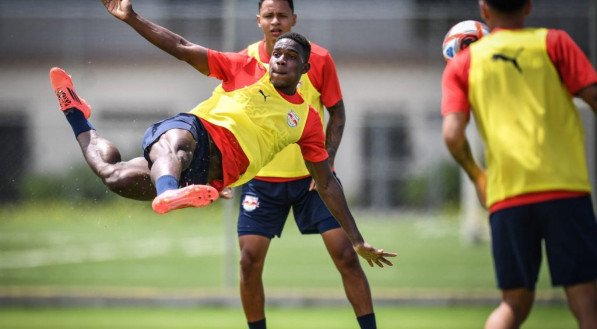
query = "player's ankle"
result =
(155, 175, 179, 195)
(65, 108, 95, 137)
(247, 318, 266, 329)
(357, 313, 376, 329)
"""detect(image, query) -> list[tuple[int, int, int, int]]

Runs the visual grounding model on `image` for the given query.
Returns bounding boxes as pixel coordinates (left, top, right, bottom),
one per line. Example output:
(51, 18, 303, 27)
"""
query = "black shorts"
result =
(237, 176, 341, 239)
(490, 196, 597, 290)
(141, 113, 210, 186)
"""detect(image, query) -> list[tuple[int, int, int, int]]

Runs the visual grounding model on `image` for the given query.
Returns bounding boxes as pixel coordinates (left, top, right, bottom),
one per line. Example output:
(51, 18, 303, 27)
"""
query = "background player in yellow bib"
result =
(227, 2, 377, 329)
(442, 0, 597, 328)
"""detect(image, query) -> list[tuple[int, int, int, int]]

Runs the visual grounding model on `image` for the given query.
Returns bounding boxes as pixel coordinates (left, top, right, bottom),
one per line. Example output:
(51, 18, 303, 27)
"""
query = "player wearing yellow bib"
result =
(442, 0, 597, 328)
(230, 2, 376, 329)
(50, 0, 397, 272)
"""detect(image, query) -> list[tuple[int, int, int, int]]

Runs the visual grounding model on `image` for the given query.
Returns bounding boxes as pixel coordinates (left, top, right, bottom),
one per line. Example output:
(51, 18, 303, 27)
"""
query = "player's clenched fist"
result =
(101, 0, 133, 21)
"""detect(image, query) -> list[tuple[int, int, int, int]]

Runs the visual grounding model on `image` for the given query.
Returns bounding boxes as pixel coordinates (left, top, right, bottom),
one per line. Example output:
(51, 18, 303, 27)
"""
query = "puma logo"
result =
(492, 48, 523, 73)
(259, 89, 270, 102)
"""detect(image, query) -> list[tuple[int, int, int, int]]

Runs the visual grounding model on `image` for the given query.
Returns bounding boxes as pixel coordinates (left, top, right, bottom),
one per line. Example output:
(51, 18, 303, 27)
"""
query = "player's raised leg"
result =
(321, 228, 377, 329)
(146, 128, 218, 214)
(50, 67, 155, 200)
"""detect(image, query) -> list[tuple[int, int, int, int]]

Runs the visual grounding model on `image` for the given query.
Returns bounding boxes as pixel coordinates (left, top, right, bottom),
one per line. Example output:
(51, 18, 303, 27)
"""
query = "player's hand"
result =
(353, 242, 397, 268)
(308, 179, 317, 191)
(101, 0, 133, 21)
(219, 187, 234, 200)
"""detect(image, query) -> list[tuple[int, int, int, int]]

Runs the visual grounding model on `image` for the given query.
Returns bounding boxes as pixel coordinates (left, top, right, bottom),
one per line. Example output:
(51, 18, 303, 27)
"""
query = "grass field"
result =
(0, 200, 572, 328)
(0, 306, 578, 329)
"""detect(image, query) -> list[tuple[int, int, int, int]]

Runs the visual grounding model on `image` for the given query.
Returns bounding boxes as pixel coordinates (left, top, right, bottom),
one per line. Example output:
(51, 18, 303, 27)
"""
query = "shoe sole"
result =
(152, 185, 219, 214)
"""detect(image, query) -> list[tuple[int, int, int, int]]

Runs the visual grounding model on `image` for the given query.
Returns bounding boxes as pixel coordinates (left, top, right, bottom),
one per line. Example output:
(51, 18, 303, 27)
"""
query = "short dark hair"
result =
(485, 0, 527, 13)
(258, 0, 294, 13)
(277, 32, 311, 63)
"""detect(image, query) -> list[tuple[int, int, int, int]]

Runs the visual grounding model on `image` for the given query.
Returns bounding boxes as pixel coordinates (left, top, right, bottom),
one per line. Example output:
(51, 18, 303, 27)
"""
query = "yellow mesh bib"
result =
(189, 71, 310, 186)
(469, 28, 590, 206)
(246, 41, 325, 178)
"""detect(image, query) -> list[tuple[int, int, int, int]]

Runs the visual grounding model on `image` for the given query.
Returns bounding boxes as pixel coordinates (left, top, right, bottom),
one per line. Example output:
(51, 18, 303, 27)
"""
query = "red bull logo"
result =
(242, 195, 260, 212)
(287, 109, 300, 127)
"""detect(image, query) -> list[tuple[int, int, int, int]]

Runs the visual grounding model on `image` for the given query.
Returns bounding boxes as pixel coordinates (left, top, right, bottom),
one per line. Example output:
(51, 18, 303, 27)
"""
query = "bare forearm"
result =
(442, 113, 483, 181)
(325, 100, 346, 167)
(306, 160, 398, 267)
(447, 137, 483, 181)
(317, 177, 364, 245)
(123, 12, 208, 73)
(125, 13, 184, 58)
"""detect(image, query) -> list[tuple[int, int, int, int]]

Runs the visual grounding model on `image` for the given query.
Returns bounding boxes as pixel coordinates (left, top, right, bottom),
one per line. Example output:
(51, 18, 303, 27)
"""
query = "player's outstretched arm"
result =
(101, 0, 210, 75)
(306, 159, 396, 268)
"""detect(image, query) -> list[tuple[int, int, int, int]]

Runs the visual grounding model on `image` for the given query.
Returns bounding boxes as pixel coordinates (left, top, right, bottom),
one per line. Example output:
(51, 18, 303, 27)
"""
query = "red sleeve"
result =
(297, 107, 329, 163)
(441, 48, 471, 116)
(546, 29, 597, 94)
(306, 48, 343, 108)
(208, 49, 267, 92)
(207, 49, 254, 82)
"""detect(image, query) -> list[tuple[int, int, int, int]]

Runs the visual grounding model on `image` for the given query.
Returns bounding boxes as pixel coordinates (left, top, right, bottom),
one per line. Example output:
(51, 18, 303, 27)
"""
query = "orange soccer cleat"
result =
(49, 67, 92, 119)
(152, 184, 219, 214)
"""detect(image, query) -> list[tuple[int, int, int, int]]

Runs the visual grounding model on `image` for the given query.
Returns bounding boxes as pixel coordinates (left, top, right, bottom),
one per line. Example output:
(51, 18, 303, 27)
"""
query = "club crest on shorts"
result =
(287, 109, 300, 127)
(242, 195, 260, 212)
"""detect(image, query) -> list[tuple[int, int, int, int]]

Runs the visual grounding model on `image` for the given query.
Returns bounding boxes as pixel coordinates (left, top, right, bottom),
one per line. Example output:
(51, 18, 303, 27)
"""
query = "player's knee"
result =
(100, 163, 145, 194)
(502, 292, 534, 322)
(151, 132, 195, 168)
(239, 250, 265, 276)
(332, 245, 360, 270)
(100, 166, 126, 191)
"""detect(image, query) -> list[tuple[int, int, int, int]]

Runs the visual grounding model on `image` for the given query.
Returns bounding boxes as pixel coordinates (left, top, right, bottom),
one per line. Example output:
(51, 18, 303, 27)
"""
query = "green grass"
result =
(0, 200, 555, 293)
(0, 306, 577, 329)
(0, 200, 570, 328)
(0, 200, 227, 288)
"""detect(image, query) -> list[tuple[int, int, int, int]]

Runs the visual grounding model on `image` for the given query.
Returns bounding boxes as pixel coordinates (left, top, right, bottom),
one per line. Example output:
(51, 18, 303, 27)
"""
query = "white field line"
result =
(0, 236, 223, 269)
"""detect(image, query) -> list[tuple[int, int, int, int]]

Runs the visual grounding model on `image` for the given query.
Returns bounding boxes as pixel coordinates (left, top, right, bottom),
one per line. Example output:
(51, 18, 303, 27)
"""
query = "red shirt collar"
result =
(259, 40, 271, 63)
(277, 89, 304, 104)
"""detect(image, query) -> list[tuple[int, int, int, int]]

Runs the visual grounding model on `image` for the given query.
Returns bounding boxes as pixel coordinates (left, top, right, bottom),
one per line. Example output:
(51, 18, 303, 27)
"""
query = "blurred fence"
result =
(0, 0, 594, 211)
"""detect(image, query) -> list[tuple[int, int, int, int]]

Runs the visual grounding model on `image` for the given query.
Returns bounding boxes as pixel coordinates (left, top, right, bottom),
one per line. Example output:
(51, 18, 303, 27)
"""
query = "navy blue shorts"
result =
(237, 176, 341, 239)
(142, 113, 210, 186)
(490, 196, 597, 290)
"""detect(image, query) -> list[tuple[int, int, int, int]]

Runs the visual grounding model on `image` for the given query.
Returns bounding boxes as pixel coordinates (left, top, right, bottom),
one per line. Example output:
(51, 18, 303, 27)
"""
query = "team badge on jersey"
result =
(287, 109, 300, 127)
(242, 195, 260, 212)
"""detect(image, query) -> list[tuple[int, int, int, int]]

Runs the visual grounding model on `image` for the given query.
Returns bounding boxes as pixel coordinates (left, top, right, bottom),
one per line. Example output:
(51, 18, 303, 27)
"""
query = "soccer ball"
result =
(442, 20, 490, 61)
